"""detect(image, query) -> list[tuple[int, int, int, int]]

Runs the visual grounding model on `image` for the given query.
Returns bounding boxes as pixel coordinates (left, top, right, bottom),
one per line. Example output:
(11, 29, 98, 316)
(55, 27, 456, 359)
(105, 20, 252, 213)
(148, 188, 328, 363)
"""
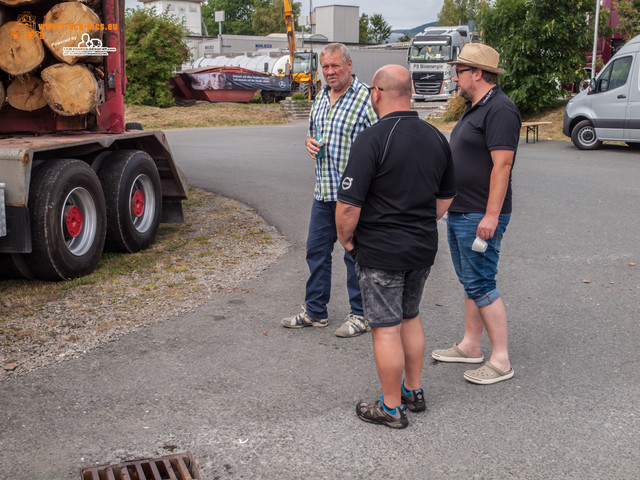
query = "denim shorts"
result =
(355, 264, 431, 327)
(447, 212, 510, 307)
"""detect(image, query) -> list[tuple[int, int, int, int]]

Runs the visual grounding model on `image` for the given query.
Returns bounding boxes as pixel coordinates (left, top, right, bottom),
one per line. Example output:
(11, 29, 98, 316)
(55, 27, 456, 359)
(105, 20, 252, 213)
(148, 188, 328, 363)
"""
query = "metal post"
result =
(591, 0, 601, 83)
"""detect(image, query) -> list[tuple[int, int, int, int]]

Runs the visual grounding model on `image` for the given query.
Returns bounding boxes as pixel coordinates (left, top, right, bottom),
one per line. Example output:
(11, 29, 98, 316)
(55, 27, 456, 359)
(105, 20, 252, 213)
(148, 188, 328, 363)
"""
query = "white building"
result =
(140, 0, 206, 36)
(313, 5, 359, 44)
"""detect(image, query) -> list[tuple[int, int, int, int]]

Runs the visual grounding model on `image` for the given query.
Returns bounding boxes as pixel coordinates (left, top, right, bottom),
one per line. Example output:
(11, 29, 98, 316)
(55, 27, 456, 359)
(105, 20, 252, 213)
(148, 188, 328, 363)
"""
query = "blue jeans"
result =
(305, 199, 362, 319)
(447, 212, 510, 307)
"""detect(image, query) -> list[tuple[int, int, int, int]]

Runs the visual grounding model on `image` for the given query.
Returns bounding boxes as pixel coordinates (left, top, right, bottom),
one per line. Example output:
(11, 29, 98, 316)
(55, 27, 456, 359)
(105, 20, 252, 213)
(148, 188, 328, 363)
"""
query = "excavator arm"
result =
(284, 0, 297, 72)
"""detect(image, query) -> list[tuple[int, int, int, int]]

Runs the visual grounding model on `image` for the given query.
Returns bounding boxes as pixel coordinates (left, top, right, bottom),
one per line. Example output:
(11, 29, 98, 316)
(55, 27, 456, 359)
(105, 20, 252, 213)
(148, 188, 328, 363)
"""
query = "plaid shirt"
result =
(308, 76, 377, 201)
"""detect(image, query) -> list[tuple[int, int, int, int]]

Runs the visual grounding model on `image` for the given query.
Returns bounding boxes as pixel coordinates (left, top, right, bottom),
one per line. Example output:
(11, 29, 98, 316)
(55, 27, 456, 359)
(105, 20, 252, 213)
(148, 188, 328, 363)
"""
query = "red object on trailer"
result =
(0, 0, 126, 133)
(0, 0, 187, 281)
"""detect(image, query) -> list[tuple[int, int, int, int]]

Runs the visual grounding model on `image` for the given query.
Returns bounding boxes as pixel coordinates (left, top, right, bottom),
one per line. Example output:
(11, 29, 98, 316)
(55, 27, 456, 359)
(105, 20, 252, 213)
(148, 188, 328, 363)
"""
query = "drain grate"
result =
(81, 451, 202, 480)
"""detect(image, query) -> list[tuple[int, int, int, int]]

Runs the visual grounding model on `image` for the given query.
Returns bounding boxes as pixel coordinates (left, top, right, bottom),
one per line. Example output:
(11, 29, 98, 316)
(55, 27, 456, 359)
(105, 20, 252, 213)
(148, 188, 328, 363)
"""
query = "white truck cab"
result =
(563, 34, 640, 150)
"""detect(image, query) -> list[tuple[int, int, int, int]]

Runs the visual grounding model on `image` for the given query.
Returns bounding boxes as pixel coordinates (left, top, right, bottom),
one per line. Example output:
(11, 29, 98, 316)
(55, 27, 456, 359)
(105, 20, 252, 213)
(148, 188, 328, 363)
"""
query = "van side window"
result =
(598, 56, 633, 92)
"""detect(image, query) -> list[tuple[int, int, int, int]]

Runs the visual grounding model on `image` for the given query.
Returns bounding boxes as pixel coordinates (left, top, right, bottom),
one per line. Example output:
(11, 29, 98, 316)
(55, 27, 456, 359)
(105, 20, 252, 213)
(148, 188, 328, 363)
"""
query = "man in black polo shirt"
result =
(336, 64, 455, 428)
(431, 43, 521, 385)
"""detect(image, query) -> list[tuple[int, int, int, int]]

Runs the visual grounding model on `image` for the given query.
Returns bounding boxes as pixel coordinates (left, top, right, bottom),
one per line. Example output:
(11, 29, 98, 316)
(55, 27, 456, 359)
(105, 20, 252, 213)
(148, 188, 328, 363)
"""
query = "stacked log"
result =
(7, 75, 46, 111)
(0, 1, 104, 116)
(0, 81, 5, 111)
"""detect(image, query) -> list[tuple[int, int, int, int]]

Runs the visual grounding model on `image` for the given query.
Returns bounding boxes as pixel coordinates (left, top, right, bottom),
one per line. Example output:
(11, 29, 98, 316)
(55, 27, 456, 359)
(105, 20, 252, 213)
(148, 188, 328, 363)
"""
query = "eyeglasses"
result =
(367, 86, 385, 93)
(455, 68, 473, 75)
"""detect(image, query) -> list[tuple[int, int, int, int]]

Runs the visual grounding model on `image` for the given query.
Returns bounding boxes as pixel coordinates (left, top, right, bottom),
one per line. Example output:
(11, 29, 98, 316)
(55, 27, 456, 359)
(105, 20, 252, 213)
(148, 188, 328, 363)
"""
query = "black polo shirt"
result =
(338, 111, 456, 270)
(449, 85, 521, 214)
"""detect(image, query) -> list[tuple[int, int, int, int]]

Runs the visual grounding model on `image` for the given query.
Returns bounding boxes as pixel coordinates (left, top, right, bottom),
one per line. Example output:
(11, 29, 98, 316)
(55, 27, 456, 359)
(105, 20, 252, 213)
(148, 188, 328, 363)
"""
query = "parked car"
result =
(563, 34, 640, 150)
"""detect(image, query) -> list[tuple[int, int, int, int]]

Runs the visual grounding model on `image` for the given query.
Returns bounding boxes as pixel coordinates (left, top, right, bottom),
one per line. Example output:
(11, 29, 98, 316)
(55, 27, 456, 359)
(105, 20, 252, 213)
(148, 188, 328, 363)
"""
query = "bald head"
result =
(372, 65, 412, 99)
(369, 65, 412, 116)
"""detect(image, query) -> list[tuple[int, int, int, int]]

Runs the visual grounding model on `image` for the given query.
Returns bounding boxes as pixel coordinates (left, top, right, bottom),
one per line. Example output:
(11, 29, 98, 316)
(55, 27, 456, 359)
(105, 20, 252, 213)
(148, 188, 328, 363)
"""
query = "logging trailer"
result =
(0, 0, 188, 281)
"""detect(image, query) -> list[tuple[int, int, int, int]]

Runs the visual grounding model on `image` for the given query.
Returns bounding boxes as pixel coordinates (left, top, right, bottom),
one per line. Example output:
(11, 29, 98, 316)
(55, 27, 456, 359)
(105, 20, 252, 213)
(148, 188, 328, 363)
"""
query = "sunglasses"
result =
(367, 86, 385, 93)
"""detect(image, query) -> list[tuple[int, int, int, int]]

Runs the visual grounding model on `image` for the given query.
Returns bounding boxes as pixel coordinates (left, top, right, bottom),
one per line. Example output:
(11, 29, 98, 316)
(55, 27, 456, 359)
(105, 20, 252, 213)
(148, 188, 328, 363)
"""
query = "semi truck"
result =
(0, 0, 187, 281)
(408, 25, 475, 101)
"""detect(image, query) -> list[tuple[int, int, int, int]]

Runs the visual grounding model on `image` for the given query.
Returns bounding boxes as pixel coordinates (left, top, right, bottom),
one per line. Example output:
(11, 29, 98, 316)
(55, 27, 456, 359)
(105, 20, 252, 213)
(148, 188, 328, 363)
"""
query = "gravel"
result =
(0, 189, 288, 382)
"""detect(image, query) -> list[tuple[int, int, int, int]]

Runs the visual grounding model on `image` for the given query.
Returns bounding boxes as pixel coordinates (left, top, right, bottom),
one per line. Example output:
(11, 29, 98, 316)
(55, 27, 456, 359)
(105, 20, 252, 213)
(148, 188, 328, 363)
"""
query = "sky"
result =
(126, 1, 445, 31)
(300, 1, 444, 30)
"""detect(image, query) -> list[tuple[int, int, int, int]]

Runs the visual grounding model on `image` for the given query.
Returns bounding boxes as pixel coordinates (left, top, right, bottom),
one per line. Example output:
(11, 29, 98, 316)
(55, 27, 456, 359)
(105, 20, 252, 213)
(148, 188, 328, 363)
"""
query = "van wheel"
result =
(571, 120, 602, 150)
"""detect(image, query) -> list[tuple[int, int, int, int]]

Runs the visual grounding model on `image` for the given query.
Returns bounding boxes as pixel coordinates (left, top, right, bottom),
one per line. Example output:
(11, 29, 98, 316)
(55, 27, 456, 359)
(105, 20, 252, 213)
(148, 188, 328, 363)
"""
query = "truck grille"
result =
(413, 72, 444, 96)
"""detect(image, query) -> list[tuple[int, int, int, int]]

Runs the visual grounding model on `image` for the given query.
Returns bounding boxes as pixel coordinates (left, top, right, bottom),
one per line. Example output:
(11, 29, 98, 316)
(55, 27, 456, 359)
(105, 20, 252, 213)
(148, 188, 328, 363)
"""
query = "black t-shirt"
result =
(449, 86, 521, 214)
(337, 111, 456, 270)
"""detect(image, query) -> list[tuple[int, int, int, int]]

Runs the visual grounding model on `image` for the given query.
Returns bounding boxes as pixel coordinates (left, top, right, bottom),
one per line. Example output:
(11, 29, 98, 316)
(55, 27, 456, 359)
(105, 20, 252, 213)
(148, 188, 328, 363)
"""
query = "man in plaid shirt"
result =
(281, 43, 377, 337)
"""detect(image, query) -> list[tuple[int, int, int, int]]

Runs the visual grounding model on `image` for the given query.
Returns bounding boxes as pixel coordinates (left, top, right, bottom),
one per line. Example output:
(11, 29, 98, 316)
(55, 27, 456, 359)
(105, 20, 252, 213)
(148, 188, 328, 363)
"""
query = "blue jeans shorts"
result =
(447, 212, 510, 307)
(355, 264, 431, 328)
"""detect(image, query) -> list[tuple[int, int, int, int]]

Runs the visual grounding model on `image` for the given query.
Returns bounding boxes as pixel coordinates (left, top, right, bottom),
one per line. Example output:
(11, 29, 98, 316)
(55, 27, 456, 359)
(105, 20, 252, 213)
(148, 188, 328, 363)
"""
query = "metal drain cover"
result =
(81, 451, 202, 480)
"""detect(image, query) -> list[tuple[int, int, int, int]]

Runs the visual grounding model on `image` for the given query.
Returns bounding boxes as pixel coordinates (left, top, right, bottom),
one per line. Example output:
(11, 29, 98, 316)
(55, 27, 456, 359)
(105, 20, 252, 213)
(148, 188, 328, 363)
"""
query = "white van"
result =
(563, 34, 640, 150)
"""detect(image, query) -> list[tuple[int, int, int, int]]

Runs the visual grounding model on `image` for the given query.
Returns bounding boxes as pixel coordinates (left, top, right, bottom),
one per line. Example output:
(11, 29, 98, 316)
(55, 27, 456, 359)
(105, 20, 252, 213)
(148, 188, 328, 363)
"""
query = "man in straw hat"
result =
(431, 43, 521, 385)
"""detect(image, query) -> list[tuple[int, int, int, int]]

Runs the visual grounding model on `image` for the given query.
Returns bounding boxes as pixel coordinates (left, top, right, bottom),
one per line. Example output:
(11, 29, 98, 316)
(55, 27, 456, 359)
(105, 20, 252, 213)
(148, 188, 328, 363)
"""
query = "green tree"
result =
(615, 0, 640, 39)
(399, 33, 412, 42)
(438, 0, 480, 27)
(252, 0, 301, 36)
(202, 0, 254, 35)
(369, 13, 392, 44)
(359, 13, 370, 43)
(125, 7, 191, 107)
(478, 0, 592, 113)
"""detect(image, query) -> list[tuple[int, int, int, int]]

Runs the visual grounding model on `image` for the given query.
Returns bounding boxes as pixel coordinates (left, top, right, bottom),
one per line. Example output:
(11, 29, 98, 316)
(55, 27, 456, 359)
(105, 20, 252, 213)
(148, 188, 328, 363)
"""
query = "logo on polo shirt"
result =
(342, 177, 353, 190)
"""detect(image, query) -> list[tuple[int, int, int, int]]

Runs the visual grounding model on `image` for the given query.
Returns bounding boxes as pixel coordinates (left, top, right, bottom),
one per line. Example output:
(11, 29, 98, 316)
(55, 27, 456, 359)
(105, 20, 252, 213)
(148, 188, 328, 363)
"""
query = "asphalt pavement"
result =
(1, 122, 639, 479)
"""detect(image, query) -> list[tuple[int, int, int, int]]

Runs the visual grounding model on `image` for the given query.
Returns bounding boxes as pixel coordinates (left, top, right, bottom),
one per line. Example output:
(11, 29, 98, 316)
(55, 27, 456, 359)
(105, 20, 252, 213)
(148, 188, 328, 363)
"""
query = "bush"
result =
(125, 8, 192, 108)
(443, 94, 467, 122)
(291, 92, 308, 101)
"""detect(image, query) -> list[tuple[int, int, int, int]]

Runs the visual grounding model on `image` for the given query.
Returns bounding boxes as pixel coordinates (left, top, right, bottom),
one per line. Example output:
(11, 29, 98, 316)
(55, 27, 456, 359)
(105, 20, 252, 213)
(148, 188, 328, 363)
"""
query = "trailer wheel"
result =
(99, 150, 162, 253)
(571, 120, 602, 150)
(27, 159, 106, 281)
(0, 253, 33, 280)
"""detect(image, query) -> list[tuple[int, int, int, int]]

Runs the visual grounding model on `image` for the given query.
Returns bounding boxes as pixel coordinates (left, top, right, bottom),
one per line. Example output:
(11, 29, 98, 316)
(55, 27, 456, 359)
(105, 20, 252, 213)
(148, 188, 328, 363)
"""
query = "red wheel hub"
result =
(132, 190, 145, 217)
(65, 206, 83, 237)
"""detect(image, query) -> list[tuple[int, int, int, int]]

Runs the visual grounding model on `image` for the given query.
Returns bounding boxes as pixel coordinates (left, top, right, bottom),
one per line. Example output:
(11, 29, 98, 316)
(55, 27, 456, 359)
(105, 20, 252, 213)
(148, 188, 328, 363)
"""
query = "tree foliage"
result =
(438, 0, 480, 27)
(369, 13, 392, 44)
(478, 0, 593, 114)
(615, 0, 640, 39)
(359, 13, 370, 43)
(359, 13, 392, 44)
(202, 0, 255, 35)
(252, 0, 301, 36)
(202, 1, 302, 36)
(125, 8, 191, 107)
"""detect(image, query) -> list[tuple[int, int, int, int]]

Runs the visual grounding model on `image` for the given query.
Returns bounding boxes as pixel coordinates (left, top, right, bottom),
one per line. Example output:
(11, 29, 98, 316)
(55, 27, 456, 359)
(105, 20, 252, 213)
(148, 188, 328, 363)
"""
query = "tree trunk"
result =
(42, 2, 103, 65)
(41, 63, 99, 115)
(0, 21, 45, 75)
(6, 75, 47, 111)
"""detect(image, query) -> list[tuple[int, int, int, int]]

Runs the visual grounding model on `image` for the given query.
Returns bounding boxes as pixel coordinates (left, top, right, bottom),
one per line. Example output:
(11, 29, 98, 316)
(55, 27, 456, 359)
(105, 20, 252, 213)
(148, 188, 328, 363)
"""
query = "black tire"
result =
(98, 150, 162, 253)
(571, 120, 602, 150)
(27, 159, 106, 281)
(299, 82, 310, 100)
(0, 253, 33, 280)
(261, 91, 274, 104)
(125, 122, 143, 131)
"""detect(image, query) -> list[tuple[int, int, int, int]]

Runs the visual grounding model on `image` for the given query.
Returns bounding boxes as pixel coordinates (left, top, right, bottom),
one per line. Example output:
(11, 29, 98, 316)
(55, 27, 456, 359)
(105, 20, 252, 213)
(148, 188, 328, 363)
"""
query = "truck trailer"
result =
(0, 0, 187, 281)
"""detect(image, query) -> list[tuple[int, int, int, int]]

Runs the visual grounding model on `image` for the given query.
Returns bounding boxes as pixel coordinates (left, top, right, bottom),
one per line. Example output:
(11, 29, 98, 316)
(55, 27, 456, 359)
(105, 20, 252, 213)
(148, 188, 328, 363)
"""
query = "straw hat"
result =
(449, 43, 506, 75)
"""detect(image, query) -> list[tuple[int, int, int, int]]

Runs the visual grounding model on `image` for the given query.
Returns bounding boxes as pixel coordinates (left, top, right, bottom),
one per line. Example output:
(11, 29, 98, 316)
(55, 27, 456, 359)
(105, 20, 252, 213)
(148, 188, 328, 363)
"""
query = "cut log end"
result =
(7, 75, 47, 112)
(42, 63, 99, 116)
(0, 21, 45, 76)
